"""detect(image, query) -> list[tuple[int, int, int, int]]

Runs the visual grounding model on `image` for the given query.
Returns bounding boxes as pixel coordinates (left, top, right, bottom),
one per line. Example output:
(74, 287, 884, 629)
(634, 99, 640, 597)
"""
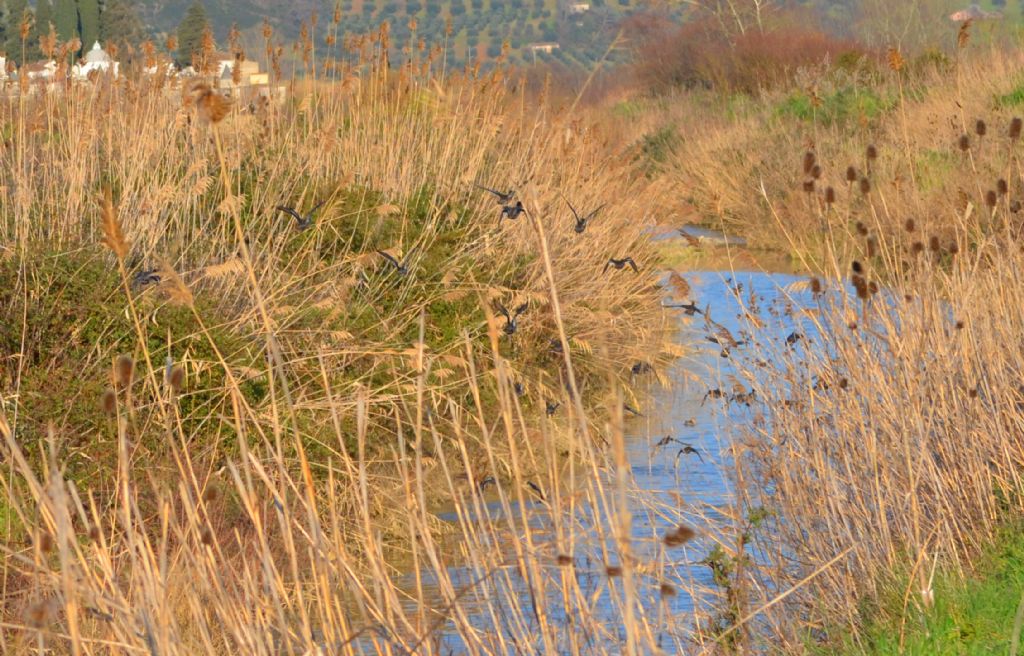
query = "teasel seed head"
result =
(1011, 117, 1022, 140)
(101, 389, 117, 416)
(948, 241, 960, 255)
(605, 565, 623, 577)
(824, 186, 836, 204)
(911, 241, 924, 254)
(852, 261, 864, 275)
(904, 218, 916, 232)
(88, 525, 101, 542)
(856, 221, 869, 236)
(811, 164, 822, 180)
(168, 366, 185, 395)
(866, 144, 878, 160)
(846, 166, 858, 182)
(803, 151, 816, 175)
(859, 177, 871, 195)
(929, 236, 941, 252)
(838, 377, 849, 389)
(556, 554, 573, 567)
(867, 236, 878, 258)
(955, 320, 965, 330)
(810, 277, 823, 294)
(200, 527, 215, 546)
(36, 532, 54, 554)
(802, 180, 815, 193)
(998, 179, 1009, 195)
(985, 190, 997, 208)
(958, 134, 971, 151)
(115, 354, 134, 388)
(976, 119, 987, 137)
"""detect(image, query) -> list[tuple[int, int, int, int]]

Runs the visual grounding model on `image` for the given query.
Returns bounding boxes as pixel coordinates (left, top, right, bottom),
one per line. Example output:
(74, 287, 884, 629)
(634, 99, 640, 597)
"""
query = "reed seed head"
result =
(998, 179, 1009, 195)
(859, 177, 871, 195)
(975, 119, 987, 137)
(824, 186, 836, 205)
(1011, 117, 1023, 140)
(904, 218, 915, 232)
(985, 190, 997, 208)
(846, 166, 857, 182)
(115, 354, 134, 387)
(190, 83, 231, 124)
(101, 389, 117, 416)
(810, 277, 823, 294)
(958, 134, 971, 151)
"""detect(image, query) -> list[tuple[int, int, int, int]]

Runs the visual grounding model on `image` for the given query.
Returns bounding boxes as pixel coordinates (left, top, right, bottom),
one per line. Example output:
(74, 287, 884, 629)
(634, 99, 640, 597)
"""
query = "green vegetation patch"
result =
(829, 524, 1024, 654)
(775, 87, 894, 125)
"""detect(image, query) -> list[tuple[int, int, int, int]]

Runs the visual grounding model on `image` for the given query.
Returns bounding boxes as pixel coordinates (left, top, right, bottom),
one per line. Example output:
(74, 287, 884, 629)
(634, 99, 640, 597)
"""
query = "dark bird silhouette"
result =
(131, 269, 160, 290)
(546, 401, 560, 417)
(604, 257, 639, 274)
(500, 201, 527, 223)
(476, 184, 515, 205)
(377, 248, 416, 276)
(276, 200, 325, 231)
(704, 309, 744, 348)
(702, 388, 725, 405)
(526, 480, 547, 501)
(631, 361, 654, 376)
(675, 443, 704, 464)
(663, 302, 703, 316)
(677, 229, 701, 247)
(729, 389, 757, 407)
(568, 200, 605, 234)
(494, 301, 528, 335)
(786, 331, 804, 347)
(514, 382, 525, 397)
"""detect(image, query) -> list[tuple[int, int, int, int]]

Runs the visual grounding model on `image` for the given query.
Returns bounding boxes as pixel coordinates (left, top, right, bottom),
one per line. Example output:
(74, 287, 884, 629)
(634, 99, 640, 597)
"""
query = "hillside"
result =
(135, 0, 653, 67)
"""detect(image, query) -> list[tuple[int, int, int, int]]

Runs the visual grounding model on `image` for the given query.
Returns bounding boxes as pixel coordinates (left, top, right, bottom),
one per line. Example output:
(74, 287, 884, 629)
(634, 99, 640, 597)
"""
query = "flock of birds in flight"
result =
(127, 184, 816, 478)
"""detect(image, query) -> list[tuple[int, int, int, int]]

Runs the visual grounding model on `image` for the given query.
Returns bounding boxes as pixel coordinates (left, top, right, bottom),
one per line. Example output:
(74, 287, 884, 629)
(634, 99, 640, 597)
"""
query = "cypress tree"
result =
(176, 1, 208, 66)
(4, 0, 29, 61)
(100, 0, 145, 51)
(33, 0, 54, 50)
(78, 0, 100, 49)
(55, 0, 77, 43)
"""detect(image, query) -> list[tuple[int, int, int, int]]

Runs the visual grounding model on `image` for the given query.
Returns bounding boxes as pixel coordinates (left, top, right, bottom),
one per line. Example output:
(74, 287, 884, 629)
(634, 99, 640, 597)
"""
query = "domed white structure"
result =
(73, 41, 119, 80)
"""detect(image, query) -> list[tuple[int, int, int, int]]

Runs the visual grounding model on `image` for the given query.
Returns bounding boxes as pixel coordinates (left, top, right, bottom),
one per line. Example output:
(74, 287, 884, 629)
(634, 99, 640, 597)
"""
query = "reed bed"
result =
(697, 50, 1024, 648)
(0, 24, 720, 654)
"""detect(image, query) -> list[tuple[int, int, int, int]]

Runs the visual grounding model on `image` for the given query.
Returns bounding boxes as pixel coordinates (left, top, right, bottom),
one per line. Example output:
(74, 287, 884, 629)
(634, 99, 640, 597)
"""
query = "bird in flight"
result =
(477, 184, 516, 205)
(663, 302, 703, 316)
(604, 257, 639, 274)
(494, 301, 528, 335)
(675, 443, 704, 464)
(276, 200, 325, 231)
(131, 269, 160, 290)
(677, 229, 701, 248)
(567, 200, 605, 234)
(377, 248, 416, 276)
(704, 309, 744, 348)
(500, 201, 527, 223)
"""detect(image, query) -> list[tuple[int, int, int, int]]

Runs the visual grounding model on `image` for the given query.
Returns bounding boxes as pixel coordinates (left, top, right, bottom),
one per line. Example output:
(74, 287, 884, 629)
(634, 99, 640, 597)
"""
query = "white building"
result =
(72, 41, 119, 80)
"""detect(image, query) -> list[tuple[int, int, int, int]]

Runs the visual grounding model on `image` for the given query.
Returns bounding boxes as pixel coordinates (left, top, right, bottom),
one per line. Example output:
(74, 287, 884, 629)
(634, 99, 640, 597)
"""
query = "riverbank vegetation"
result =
(6, 2, 1024, 653)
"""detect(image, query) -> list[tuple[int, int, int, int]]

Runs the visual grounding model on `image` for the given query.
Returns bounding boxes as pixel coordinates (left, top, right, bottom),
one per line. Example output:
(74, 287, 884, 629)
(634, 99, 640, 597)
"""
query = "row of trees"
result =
(0, 0, 145, 62)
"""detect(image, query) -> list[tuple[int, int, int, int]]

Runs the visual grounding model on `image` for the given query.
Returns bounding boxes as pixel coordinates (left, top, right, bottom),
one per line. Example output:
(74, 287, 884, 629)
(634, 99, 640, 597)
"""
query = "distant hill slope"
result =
(134, 0, 650, 67)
